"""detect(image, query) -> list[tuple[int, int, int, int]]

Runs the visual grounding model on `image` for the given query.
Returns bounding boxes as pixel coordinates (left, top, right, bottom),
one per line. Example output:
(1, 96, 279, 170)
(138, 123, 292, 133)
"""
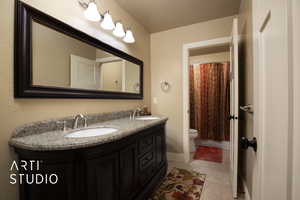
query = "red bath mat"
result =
(194, 146, 223, 163)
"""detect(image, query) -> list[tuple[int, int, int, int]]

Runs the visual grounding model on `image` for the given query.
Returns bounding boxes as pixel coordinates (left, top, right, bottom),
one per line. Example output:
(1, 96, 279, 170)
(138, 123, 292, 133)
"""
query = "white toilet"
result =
(189, 129, 198, 152)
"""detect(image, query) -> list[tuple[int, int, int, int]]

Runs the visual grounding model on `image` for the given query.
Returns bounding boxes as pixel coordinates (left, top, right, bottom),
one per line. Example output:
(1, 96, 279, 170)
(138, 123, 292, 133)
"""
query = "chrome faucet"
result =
(73, 114, 87, 129)
(131, 107, 142, 120)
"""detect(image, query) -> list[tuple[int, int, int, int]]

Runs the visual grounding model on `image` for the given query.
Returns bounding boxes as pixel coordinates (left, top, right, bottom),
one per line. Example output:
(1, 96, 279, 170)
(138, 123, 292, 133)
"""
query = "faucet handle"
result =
(57, 121, 67, 132)
(84, 117, 88, 127)
(130, 111, 134, 120)
(74, 114, 84, 119)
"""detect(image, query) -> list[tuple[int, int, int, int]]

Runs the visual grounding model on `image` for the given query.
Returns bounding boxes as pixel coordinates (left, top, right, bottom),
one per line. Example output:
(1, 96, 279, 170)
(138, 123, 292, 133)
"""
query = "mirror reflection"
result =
(32, 21, 140, 93)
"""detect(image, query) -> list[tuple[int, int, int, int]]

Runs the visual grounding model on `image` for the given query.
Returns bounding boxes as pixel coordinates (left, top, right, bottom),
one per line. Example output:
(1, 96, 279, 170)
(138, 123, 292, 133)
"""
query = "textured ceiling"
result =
(115, 0, 241, 33)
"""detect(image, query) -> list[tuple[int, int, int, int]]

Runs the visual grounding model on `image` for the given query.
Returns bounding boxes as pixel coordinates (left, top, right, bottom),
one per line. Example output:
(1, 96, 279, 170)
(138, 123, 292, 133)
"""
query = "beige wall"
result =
(125, 61, 140, 93)
(96, 49, 113, 58)
(150, 16, 233, 153)
(238, 0, 255, 197)
(101, 61, 123, 91)
(0, 0, 150, 199)
(292, 0, 300, 199)
(189, 51, 230, 65)
(32, 22, 97, 87)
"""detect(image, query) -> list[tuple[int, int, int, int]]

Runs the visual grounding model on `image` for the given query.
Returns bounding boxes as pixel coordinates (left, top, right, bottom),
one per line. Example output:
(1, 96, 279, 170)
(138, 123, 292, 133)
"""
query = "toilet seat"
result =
(189, 129, 198, 152)
(190, 129, 198, 134)
(189, 129, 198, 138)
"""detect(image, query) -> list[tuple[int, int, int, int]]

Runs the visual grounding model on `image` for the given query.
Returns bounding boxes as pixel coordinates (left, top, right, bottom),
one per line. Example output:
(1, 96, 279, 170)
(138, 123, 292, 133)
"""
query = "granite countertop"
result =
(9, 113, 168, 151)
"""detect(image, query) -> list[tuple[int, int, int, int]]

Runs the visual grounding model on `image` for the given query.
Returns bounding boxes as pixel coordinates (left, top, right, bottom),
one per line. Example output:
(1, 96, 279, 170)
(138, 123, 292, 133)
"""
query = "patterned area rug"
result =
(193, 146, 223, 163)
(150, 168, 206, 200)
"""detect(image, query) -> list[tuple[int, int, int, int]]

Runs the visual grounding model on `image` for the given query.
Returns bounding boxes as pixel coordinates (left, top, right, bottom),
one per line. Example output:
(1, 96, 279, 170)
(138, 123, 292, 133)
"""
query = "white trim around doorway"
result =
(182, 36, 232, 163)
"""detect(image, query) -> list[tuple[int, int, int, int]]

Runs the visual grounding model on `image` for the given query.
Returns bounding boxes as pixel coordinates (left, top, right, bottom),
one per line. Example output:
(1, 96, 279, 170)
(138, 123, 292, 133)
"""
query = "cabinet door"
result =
(155, 128, 166, 168)
(137, 150, 155, 187)
(20, 161, 75, 200)
(119, 144, 138, 199)
(86, 154, 119, 200)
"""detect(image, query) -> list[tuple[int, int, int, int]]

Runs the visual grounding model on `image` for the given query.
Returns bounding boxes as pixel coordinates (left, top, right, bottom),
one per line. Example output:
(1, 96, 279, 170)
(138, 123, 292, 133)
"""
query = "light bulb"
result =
(113, 22, 125, 38)
(123, 30, 135, 43)
(84, 2, 101, 22)
(101, 12, 115, 30)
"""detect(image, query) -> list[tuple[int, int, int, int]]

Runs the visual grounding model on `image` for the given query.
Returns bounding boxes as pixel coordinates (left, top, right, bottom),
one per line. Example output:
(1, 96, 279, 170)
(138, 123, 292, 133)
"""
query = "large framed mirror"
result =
(14, 1, 143, 99)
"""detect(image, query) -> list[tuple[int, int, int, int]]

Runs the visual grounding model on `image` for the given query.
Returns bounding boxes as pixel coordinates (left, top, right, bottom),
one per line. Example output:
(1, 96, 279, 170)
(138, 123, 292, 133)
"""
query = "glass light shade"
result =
(123, 30, 135, 43)
(84, 2, 101, 22)
(113, 22, 125, 38)
(101, 12, 115, 30)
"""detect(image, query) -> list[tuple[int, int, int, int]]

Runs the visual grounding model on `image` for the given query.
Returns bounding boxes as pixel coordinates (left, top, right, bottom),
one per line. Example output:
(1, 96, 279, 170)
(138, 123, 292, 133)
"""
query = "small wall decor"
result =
(160, 81, 171, 92)
(133, 83, 140, 92)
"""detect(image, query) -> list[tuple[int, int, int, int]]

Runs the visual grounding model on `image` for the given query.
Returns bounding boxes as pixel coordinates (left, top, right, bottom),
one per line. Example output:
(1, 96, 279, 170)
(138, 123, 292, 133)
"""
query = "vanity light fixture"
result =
(84, 2, 101, 22)
(79, 0, 135, 43)
(123, 30, 135, 43)
(101, 11, 115, 30)
(113, 22, 126, 38)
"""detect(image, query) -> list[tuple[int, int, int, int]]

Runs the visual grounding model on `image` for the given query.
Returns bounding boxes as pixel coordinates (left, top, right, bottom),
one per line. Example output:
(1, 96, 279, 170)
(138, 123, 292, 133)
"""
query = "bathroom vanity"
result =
(10, 111, 168, 200)
(11, 2, 168, 199)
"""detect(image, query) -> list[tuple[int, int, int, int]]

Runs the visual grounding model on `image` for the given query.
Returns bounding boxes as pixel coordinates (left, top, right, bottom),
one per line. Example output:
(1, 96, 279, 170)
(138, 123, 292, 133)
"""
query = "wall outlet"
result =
(153, 97, 158, 104)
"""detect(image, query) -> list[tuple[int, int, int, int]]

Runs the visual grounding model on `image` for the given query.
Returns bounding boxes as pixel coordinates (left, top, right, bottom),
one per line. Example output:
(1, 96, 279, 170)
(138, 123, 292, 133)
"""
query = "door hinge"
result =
(228, 115, 238, 120)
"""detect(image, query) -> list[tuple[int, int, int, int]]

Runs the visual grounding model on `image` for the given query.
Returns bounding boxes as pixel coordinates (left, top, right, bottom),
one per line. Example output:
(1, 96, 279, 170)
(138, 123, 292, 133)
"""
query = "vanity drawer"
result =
(139, 150, 155, 171)
(138, 134, 154, 155)
(138, 151, 156, 186)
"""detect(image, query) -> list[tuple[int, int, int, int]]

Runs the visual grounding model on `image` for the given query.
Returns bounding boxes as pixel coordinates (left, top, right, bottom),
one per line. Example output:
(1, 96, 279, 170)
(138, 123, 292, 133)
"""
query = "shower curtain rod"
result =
(191, 61, 230, 66)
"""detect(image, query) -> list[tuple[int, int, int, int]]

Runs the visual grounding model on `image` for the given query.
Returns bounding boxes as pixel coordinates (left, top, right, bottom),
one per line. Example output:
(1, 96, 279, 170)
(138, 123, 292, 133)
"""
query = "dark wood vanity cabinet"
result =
(14, 123, 167, 200)
(19, 161, 76, 200)
(119, 143, 138, 200)
(85, 153, 120, 200)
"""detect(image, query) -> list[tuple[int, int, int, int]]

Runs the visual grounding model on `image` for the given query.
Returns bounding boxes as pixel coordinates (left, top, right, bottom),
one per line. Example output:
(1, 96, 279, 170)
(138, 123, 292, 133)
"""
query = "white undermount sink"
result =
(65, 127, 118, 138)
(135, 116, 160, 120)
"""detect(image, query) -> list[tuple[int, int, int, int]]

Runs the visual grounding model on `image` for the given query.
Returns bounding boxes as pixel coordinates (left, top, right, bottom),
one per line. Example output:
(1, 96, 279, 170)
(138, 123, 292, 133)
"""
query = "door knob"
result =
(240, 137, 257, 152)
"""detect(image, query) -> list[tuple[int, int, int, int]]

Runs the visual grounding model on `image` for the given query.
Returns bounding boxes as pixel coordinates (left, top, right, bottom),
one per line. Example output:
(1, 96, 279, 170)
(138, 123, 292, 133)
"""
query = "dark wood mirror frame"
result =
(14, 0, 143, 99)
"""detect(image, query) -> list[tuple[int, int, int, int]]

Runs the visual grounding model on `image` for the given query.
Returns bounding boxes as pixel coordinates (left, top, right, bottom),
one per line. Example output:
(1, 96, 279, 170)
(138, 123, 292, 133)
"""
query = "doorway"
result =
(182, 30, 239, 198)
(189, 51, 231, 163)
(182, 37, 231, 163)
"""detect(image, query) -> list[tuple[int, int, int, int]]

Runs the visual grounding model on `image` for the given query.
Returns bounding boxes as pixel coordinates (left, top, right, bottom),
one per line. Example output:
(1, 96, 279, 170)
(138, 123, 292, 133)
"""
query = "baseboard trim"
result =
(242, 178, 251, 200)
(196, 139, 230, 150)
(167, 152, 185, 162)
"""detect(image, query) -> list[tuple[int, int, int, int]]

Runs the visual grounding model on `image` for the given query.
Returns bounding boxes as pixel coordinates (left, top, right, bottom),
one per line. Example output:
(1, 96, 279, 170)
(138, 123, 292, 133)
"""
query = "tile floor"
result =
(168, 150, 244, 200)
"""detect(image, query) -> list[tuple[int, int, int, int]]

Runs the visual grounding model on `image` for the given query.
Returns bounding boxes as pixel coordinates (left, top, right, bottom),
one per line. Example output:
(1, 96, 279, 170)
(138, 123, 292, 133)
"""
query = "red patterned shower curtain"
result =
(189, 62, 230, 141)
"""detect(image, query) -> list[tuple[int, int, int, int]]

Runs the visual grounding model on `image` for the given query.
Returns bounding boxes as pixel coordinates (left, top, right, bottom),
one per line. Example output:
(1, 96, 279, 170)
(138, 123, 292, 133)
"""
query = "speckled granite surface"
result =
(9, 110, 168, 151)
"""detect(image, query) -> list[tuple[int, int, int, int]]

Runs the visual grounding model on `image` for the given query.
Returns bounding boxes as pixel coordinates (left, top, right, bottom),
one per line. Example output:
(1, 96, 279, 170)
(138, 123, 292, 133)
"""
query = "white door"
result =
(70, 55, 99, 90)
(229, 17, 239, 199)
(255, 2, 290, 199)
